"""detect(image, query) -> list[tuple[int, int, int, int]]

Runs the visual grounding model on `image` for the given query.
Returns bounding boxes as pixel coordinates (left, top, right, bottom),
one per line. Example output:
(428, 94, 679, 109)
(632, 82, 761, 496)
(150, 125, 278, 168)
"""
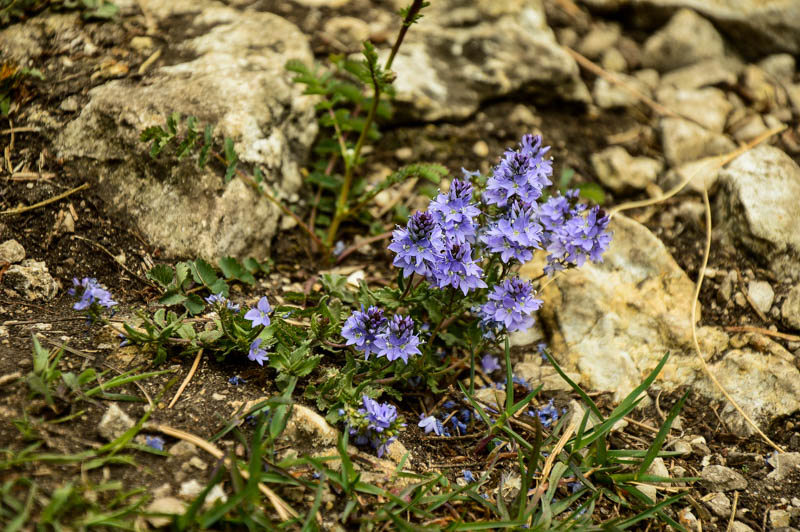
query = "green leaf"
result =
(198, 330, 223, 344)
(147, 264, 175, 288)
(223, 138, 238, 183)
(218, 256, 256, 285)
(191, 258, 220, 289)
(578, 182, 606, 205)
(184, 294, 205, 315)
(158, 291, 187, 306)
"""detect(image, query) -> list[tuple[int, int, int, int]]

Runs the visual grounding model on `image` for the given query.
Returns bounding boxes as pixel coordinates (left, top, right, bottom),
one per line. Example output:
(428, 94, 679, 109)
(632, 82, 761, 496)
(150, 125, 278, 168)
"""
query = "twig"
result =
(726, 491, 739, 532)
(167, 348, 203, 408)
(0, 127, 39, 135)
(71, 234, 156, 287)
(691, 189, 784, 453)
(335, 230, 393, 264)
(0, 182, 89, 216)
(0, 371, 22, 386)
(9, 171, 55, 181)
(724, 326, 800, 342)
(565, 47, 684, 121)
(144, 422, 298, 520)
(137, 48, 161, 75)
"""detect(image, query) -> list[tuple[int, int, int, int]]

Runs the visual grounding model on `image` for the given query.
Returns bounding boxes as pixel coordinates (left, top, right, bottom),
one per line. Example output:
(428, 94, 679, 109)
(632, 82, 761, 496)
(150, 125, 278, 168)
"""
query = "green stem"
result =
(324, 0, 426, 249)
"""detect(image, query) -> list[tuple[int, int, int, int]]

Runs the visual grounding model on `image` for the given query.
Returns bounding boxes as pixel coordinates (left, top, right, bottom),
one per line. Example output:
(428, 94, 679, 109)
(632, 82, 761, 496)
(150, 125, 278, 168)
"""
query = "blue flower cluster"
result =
(417, 401, 472, 437)
(341, 306, 421, 364)
(345, 396, 405, 457)
(386, 134, 612, 336)
(68, 277, 117, 311)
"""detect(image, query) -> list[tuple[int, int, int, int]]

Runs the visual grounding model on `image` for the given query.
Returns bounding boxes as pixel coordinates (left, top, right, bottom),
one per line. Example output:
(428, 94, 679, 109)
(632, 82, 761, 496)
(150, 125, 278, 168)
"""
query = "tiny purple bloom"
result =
(248, 338, 268, 366)
(418, 415, 443, 436)
(244, 296, 272, 327)
(375, 315, 422, 364)
(145, 435, 165, 451)
(341, 306, 388, 359)
(481, 354, 501, 374)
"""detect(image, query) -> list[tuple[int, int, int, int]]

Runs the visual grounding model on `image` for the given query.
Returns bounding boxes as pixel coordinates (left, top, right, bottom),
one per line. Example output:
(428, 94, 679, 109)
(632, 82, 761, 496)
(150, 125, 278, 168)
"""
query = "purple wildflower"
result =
(428, 178, 481, 244)
(545, 205, 611, 274)
(376, 315, 421, 364)
(483, 134, 552, 208)
(418, 415, 444, 436)
(463, 470, 476, 483)
(482, 201, 542, 263)
(68, 277, 117, 311)
(248, 338, 268, 366)
(429, 242, 487, 295)
(341, 306, 388, 359)
(228, 375, 246, 385)
(205, 293, 239, 311)
(388, 211, 443, 278)
(481, 354, 501, 374)
(244, 296, 272, 328)
(480, 277, 542, 332)
(145, 435, 165, 451)
(360, 395, 398, 434)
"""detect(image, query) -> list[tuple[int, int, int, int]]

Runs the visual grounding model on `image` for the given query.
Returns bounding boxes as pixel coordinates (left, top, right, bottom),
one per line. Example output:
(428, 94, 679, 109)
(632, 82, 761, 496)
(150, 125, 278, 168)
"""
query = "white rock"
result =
(322, 16, 370, 51)
(659, 58, 740, 90)
(600, 48, 627, 72)
(747, 280, 774, 314)
(660, 156, 724, 194)
(388, 0, 589, 121)
(54, 5, 316, 261)
(178, 479, 204, 500)
(766, 451, 800, 481)
(660, 118, 735, 167)
(714, 146, 800, 280)
(701, 465, 747, 491)
(642, 9, 725, 72)
(593, 73, 651, 109)
(514, 361, 579, 392)
(283, 403, 339, 447)
(145, 497, 186, 528)
(782, 285, 800, 329)
(655, 87, 732, 133)
(97, 404, 135, 441)
(706, 492, 731, 518)
(590, 146, 662, 193)
(169, 441, 197, 458)
(0, 239, 25, 264)
(758, 53, 796, 82)
(577, 24, 621, 59)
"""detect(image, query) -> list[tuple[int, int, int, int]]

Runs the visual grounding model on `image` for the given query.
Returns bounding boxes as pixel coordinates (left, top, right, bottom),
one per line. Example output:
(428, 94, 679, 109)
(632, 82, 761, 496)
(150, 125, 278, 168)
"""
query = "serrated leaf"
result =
(147, 264, 175, 288)
(218, 256, 256, 285)
(158, 291, 187, 306)
(198, 330, 223, 344)
(184, 294, 205, 315)
(167, 112, 180, 136)
(191, 258, 219, 288)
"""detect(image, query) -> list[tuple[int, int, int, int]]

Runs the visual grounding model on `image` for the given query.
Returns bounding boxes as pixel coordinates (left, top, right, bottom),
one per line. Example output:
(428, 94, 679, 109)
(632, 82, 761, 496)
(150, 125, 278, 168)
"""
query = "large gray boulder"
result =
(388, 0, 590, 121)
(51, 2, 316, 261)
(714, 145, 800, 280)
(578, 0, 800, 56)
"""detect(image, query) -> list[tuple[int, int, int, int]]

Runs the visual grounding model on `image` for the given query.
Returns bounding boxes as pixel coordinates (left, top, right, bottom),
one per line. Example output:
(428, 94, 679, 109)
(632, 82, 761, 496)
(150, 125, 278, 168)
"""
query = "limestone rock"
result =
(593, 73, 651, 109)
(659, 58, 740, 90)
(782, 285, 800, 330)
(283, 404, 339, 447)
(714, 146, 800, 279)
(660, 156, 724, 194)
(0, 239, 25, 264)
(577, 24, 621, 59)
(532, 214, 703, 402)
(54, 5, 316, 261)
(4, 260, 59, 301)
(97, 403, 135, 441)
(388, 0, 589, 121)
(590, 146, 662, 193)
(514, 360, 579, 392)
(747, 280, 774, 314)
(766, 451, 800, 481)
(705, 492, 732, 518)
(642, 9, 724, 72)
(660, 118, 735, 167)
(145, 497, 186, 528)
(580, 0, 800, 56)
(655, 87, 732, 132)
(701, 465, 747, 491)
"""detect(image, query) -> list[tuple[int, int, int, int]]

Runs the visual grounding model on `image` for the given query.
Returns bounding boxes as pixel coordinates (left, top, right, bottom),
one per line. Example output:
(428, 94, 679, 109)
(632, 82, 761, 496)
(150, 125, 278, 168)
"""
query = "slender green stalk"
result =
(324, 0, 427, 249)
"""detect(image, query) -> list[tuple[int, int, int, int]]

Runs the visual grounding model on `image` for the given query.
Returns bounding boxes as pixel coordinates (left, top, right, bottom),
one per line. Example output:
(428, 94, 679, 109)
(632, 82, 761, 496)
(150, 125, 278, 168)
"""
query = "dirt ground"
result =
(2, 0, 800, 530)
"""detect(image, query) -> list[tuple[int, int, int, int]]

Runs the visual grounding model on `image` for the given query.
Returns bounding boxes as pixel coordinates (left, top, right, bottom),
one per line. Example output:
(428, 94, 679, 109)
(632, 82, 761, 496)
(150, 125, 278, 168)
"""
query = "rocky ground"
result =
(2, 0, 800, 529)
